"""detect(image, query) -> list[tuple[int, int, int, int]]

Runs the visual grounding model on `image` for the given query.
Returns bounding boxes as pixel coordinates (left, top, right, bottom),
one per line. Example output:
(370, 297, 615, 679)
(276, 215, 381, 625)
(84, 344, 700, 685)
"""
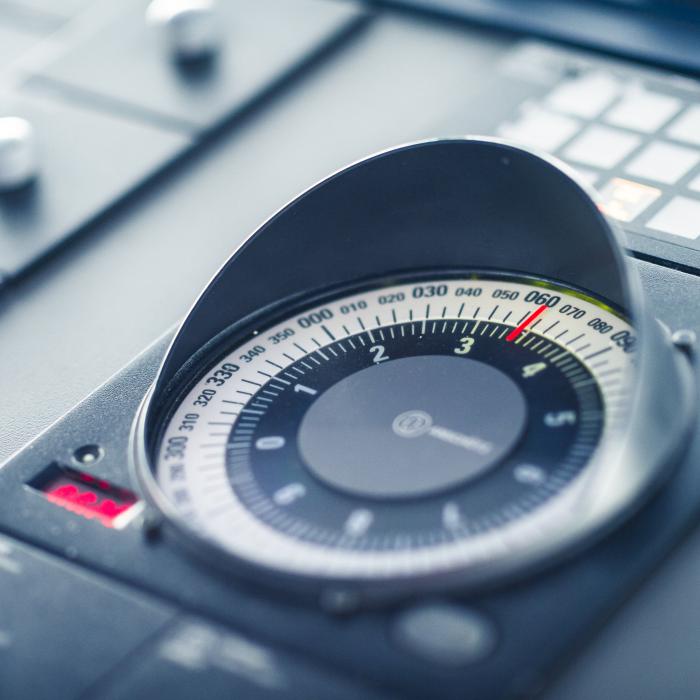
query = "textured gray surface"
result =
(1, 0, 92, 21)
(0, 90, 189, 276)
(0, 21, 40, 67)
(34, 0, 367, 132)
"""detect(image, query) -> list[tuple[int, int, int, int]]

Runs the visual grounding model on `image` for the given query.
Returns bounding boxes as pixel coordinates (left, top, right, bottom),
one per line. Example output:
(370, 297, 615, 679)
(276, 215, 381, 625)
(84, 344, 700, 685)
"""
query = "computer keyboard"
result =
(496, 41, 700, 267)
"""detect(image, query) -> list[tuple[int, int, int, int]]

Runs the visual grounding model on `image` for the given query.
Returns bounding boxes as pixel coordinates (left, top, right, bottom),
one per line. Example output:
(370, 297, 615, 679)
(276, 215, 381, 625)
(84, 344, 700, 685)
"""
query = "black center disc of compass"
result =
(298, 355, 528, 499)
(225, 318, 605, 549)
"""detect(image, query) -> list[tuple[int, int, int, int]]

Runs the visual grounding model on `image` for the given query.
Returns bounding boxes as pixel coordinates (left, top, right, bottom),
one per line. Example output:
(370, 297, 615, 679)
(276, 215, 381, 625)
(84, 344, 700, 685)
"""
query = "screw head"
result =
(72, 444, 104, 466)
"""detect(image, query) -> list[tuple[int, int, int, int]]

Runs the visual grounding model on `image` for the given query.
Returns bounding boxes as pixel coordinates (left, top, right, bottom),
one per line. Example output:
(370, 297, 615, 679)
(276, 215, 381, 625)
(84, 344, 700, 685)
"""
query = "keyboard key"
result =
(546, 72, 621, 119)
(625, 141, 700, 184)
(563, 125, 640, 169)
(598, 177, 661, 222)
(688, 173, 700, 193)
(497, 104, 581, 152)
(667, 105, 700, 146)
(605, 88, 682, 132)
(647, 196, 700, 239)
(570, 167, 600, 188)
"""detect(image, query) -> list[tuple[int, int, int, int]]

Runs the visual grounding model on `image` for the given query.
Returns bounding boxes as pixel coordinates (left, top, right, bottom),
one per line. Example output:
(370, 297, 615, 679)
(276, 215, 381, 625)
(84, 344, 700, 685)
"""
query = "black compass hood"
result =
(132, 137, 695, 596)
(150, 138, 632, 428)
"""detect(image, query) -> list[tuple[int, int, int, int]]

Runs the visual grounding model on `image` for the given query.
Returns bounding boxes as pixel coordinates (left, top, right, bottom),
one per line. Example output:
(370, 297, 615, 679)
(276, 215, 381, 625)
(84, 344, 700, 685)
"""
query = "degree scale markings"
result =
(156, 276, 635, 579)
(193, 283, 626, 460)
(196, 304, 611, 454)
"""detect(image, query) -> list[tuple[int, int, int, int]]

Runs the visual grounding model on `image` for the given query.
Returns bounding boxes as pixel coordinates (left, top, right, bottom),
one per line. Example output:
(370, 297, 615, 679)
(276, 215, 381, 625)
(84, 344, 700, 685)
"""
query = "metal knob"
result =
(0, 117, 37, 192)
(146, 0, 220, 61)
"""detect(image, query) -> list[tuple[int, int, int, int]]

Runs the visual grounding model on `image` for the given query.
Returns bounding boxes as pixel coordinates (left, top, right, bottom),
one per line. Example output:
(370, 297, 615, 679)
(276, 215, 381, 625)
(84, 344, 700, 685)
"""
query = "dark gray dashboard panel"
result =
(0, 259, 698, 700)
(542, 260, 700, 700)
(0, 529, 382, 700)
(0, 90, 190, 280)
(100, 616, 388, 700)
(381, 0, 700, 74)
(32, 0, 370, 133)
(546, 526, 700, 700)
(0, 533, 174, 700)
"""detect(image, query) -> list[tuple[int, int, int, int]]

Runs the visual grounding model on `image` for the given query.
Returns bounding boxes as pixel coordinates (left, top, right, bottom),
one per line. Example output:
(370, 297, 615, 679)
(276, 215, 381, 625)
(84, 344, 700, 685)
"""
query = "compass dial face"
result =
(154, 274, 635, 581)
